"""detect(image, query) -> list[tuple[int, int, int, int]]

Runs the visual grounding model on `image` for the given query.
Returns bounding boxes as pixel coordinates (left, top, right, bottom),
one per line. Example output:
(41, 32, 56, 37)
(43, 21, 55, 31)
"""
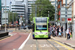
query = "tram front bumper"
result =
(35, 35, 49, 38)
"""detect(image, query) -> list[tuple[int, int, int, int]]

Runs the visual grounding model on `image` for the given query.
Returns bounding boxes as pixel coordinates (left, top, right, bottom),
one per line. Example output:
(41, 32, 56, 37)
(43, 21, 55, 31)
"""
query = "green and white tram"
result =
(32, 17, 50, 39)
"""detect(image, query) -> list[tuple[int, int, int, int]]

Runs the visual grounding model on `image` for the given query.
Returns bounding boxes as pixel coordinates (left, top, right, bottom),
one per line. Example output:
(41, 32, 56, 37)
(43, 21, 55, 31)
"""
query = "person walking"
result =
(55, 27, 57, 36)
(61, 26, 63, 36)
(50, 25, 53, 36)
(52, 25, 55, 37)
(57, 26, 59, 36)
(66, 28, 70, 40)
(58, 27, 61, 37)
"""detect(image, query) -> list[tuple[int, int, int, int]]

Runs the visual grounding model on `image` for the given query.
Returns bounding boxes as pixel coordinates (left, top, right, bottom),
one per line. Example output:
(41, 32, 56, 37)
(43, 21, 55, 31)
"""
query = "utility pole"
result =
(55, 0, 57, 24)
(65, 0, 68, 31)
(35, 5, 37, 17)
(72, 0, 75, 39)
(48, 11, 49, 17)
(5, 0, 6, 32)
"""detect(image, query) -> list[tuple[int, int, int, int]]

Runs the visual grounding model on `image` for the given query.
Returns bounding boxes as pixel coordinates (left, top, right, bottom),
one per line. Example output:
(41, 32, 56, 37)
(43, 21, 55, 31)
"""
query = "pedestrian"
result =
(58, 27, 61, 37)
(55, 27, 57, 36)
(57, 26, 59, 36)
(52, 25, 55, 37)
(50, 25, 53, 36)
(61, 26, 63, 36)
(66, 28, 70, 40)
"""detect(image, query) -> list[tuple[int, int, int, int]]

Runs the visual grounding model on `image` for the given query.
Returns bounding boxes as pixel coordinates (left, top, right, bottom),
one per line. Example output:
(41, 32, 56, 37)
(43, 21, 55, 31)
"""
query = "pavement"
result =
(51, 36, 75, 49)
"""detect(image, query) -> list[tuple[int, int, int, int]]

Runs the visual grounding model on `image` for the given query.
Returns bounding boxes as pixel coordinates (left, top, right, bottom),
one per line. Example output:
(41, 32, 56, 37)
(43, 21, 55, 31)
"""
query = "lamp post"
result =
(55, 0, 57, 22)
(35, 5, 37, 17)
(65, 0, 68, 31)
(48, 11, 49, 17)
(5, 0, 6, 32)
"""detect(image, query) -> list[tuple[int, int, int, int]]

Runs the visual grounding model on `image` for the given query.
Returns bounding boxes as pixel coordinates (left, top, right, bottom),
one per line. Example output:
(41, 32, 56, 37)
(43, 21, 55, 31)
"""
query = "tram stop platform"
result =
(51, 36, 75, 49)
(0, 30, 9, 37)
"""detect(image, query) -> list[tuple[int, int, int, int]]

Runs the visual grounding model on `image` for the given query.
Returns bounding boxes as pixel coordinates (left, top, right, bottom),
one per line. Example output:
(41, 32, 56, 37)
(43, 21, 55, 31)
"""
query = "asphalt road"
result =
(22, 33, 73, 50)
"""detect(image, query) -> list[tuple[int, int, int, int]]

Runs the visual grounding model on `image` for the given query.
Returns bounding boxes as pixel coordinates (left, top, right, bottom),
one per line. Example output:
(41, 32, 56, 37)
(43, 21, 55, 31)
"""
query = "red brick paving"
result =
(0, 32, 29, 50)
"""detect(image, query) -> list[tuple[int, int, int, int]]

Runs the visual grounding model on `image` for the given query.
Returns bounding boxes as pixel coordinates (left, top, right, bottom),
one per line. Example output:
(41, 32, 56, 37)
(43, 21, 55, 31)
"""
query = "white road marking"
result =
(40, 44, 50, 47)
(30, 44, 36, 47)
(18, 33, 31, 50)
(40, 44, 45, 47)
(45, 44, 50, 47)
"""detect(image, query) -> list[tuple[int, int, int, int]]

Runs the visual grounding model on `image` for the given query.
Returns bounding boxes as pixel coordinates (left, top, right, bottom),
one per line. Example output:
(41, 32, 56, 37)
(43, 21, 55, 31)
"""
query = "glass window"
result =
(36, 18, 47, 30)
(68, 15, 72, 17)
(61, 12, 65, 14)
(60, 15, 65, 18)
(36, 18, 47, 23)
(61, 7, 65, 10)
(67, 12, 72, 14)
(36, 25, 47, 30)
(28, 1, 35, 4)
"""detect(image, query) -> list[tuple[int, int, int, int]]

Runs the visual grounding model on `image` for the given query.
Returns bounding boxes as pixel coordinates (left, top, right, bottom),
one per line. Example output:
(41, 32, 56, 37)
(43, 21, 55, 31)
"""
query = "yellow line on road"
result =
(48, 39, 73, 50)
(0, 36, 11, 41)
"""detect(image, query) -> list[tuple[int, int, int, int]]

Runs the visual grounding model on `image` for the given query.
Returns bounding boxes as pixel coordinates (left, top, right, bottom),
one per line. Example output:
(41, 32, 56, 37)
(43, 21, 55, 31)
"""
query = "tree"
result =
(30, 0, 55, 21)
(8, 11, 18, 24)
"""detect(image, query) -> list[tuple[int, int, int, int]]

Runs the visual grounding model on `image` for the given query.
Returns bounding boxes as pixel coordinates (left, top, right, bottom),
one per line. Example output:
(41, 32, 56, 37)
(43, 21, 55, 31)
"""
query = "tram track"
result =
(36, 39, 39, 50)
(35, 39, 59, 50)
(46, 39, 59, 50)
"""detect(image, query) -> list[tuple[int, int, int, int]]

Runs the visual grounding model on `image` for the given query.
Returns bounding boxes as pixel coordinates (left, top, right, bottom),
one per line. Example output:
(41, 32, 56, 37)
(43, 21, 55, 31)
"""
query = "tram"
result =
(32, 17, 50, 39)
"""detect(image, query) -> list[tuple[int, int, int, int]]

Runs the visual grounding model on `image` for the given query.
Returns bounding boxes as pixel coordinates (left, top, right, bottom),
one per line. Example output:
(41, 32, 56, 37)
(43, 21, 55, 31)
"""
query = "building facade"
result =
(57, 0, 72, 22)
(27, 0, 36, 20)
(2, 5, 10, 25)
(11, 0, 26, 25)
(2, 5, 9, 13)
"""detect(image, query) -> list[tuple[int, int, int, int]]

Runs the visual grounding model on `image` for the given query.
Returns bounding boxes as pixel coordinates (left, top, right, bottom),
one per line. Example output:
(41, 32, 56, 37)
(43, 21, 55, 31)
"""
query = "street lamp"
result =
(5, 0, 6, 32)
(65, 0, 68, 31)
(48, 11, 49, 17)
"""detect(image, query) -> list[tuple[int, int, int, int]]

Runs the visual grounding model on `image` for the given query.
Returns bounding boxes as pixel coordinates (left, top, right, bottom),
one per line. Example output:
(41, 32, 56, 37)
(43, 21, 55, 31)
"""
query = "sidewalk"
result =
(51, 36, 75, 49)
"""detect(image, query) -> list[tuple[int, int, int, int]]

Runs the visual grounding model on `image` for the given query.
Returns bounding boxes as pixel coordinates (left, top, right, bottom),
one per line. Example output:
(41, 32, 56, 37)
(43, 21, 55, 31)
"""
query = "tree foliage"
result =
(30, 0, 55, 21)
(8, 11, 18, 23)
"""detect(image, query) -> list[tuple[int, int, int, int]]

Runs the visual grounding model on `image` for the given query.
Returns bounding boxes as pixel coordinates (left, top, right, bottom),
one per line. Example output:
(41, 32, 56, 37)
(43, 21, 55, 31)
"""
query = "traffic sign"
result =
(68, 18, 71, 21)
